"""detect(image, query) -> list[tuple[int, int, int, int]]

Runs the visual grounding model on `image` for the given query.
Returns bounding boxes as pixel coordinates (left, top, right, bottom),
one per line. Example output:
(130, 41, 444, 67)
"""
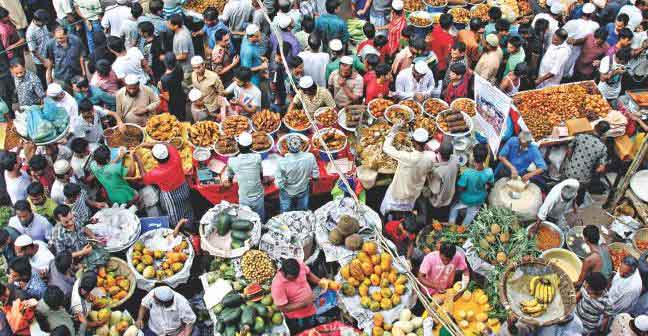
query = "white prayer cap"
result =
(582, 3, 596, 13)
(592, 0, 606, 8)
(635, 315, 648, 331)
(246, 24, 260, 36)
(152, 144, 169, 160)
(117, 0, 129, 4)
(53, 160, 71, 175)
(154, 286, 174, 302)
(14, 235, 33, 247)
(340, 56, 354, 65)
(237, 132, 253, 147)
(191, 55, 204, 66)
(278, 15, 292, 29)
(485, 33, 499, 47)
(392, 0, 404, 10)
(550, 2, 565, 15)
(412, 128, 429, 143)
(299, 76, 314, 89)
(328, 39, 343, 51)
(124, 74, 140, 85)
(46, 83, 63, 97)
(414, 61, 430, 75)
(188, 89, 202, 102)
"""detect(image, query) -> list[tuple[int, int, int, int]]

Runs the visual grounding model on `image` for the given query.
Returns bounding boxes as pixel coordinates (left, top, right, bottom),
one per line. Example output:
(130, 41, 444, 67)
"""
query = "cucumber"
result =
(231, 219, 253, 231)
(231, 230, 249, 241)
(222, 292, 244, 308)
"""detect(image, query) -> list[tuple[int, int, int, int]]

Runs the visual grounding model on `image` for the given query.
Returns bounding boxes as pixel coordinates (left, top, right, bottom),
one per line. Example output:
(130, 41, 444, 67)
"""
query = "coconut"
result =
(345, 234, 364, 251)
(329, 228, 345, 245)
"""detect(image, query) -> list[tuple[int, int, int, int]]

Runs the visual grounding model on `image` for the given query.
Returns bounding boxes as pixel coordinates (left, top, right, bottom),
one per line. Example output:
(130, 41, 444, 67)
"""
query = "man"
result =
(607, 27, 633, 56)
(328, 56, 363, 107)
(212, 30, 239, 81)
(449, 144, 494, 226)
(315, 0, 349, 48)
(381, 125, 435, 215)
(501, 312, 584, 336)
(13, 234, 54, 275)
(610, 314, 648, 335)
(8, 201, 52, 243)
(0, 6, 23, 61)
(191, 56, 225, 117)
(116, 74, 160, 126)
(608, 256, 643, 314)
(138, 21, 164, 83)
(139, 0, 168, 36)
(47, 252, 76, 298)
(425, 141, 459, 220)
(618, 0, 646, 30)
(427, 13, 454, 75)
(101, 0, 132, 37)
(168, 14, 195, 84)
(71, 78, 115, 111)
(443, 43, 467, 90)
(73, 0, 102, 54)
(503, 36, 526, 78)
(11, 59, 44, 107)
(35, 286, 75, 334)
(219, 0, 253, 50)
(288, 76, 336, 113)
(2, 152, 30, 204)
(573, 28, 610, 81)
(120, 3, 143, 48)
(8, 256, 46, 299)
(532, 3, 562, 47)
(51, 160, 76, 205)
(605, 14, 629, 46)
(109, 36, 150, 86)
(192, 7, 228, 57)
(394, 61, 436, 101)
(598, 47, 632, 105)
(275, 136, 319, 213)
(25, 9, 50, 86)
(71, 273, 108, 335)
(46, 83, 79, 120)
(27, 182, 57, 221)
(224, 67, 262, 115)
(576, 225, 614, 287)
(90, 145, 138, 205)
(563, 2, 600, 77)
(534, 179, 579, 231)
(28, 154, 55, 192)
(457, 18, 484, 67)
(44, 26, 86, 84)
(0, 227, 20, 263)
(72, 99, 122, 144)
(298, 35, 330, 87)
(136, 286, 196, 336)
(475, 34, 503, 85)
(69, 138, 95, 181)
(240, 24, 267, 88)
(496, 131, 547, 182)
(271, 258, 321, 335)
(225, 132, 266, 220)
(271, 15, 301, 58)
(325, 39, 365, 80)
(50, 205, 93, 258)
(536, 29, 571, 88)
(562, 121, 609, 200)
(418, 242, 469, 295)
(391, 36, 427, 76)
(137, 144, 195, 230)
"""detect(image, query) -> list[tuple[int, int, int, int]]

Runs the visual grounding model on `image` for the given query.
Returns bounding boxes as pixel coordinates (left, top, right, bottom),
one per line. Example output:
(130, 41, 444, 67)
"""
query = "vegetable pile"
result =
(212, 285, 285, 336)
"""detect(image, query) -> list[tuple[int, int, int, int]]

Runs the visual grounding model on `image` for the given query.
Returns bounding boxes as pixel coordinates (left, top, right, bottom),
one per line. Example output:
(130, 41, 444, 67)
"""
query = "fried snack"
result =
(449, 7, 470, 24)
(402, 100, 424, 115)
(386, 106, 413, 123)
(583, 94, 611, 119)
(221, 115, 250, 138)
(425, 0, 447, 6)
(424, 98, 449, 117)
(414, 116, 437, 135)
(252, 109, 281, 133)
(184, 0, 227, 14)
(190, 121, 220, 147)
(284, 109, 310, 131)
(368, 98, 392, 118)
(409, 15, 433, 27)
(316, 107, 338, 127)
(105, 125, 143, 148)
(146, 113, 181, 141)
(344, 106, 363, 128)
(313, 129, 346, 151)
(394, 131, 414, 151)
(438, 110, 468, 133)
(470, 3, 490, 21)
(451, 98, 476, 117)
(215, 136, 238, 154)
(359, 122, 391, 147)
(404, 0, 425, 11)
(252, 131, 272, 152)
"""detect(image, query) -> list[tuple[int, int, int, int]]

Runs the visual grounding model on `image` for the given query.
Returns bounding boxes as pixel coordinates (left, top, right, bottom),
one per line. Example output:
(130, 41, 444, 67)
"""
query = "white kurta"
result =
(537, 42, 571, 88)
(537, 178, 579, 229)
(608, 270, 643, 314)
(563, 18, 599, 77)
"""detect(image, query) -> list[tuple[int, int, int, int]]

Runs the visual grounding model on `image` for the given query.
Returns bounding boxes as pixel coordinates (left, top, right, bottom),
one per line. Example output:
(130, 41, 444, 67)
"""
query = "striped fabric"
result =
(576, 287, 612, 335)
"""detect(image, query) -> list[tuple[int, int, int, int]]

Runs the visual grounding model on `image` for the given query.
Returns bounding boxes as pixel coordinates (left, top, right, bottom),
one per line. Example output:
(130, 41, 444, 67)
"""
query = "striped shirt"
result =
(576, 287, 612, 334)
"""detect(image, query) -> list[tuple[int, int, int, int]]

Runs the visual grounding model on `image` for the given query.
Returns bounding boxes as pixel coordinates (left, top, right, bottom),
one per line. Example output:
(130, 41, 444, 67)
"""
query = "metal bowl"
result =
(540, 248, 583, 283)
(526, 221, 565, 251)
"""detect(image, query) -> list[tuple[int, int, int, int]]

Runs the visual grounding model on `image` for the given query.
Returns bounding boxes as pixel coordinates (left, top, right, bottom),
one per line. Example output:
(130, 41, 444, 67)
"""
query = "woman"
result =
(159, 52, 187, 121)
(499, 63, 527, 96)
(90, 60, 119, 94)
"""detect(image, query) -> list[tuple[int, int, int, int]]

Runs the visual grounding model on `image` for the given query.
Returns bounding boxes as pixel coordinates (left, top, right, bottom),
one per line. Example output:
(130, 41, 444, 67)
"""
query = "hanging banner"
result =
(474, 74, 511, 154)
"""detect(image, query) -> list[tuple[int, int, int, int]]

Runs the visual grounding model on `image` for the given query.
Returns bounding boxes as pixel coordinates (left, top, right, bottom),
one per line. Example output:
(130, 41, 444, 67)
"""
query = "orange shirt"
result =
(456, 30, 481, 67)
(271, 262, 316, 319)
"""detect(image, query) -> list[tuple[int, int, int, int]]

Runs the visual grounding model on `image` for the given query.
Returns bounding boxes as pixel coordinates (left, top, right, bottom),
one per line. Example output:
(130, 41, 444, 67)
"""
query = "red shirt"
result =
(142, 145, 185, 192)
(357, 40, 373, 55)
(428, 25, 455, 72)
(271, 262, 316, 319)
(364, 71, 390, 102)
(385, 220, 415, 245)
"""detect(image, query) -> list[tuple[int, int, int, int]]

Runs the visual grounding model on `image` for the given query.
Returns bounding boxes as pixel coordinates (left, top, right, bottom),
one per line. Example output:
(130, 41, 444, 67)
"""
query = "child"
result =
(448, 144, 494, 226)
(576, 272, 611, 335)
(365, 63, 391, 101)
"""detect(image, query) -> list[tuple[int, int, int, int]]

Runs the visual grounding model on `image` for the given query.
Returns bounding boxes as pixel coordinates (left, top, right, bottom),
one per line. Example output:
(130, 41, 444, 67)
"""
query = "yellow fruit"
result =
(462, 291, 472, 302)
(357, 252, 371, 264)
(142, 248, 153, 256)
(362, 242, 378, 255)
(476, 294, 488, 305)
(459, 320, 469, 328)
(456, 310, 466, 320)
(329, 281, 341, 291)
(391, 294, 401, 306)
(361, 262, 373, 276)
(476, 313, 488, 322)
(371, 255, 381, 265)
(133, 241, 145, 252)
(340, 265, 351, 279)
(118, 280, 130, 291)
(373, 265, 383, 276)
(142, 255, 154, 266)
(371, 291, 382, 302)
(380, 252, 392, 264)
(156, 270, 166, 279)
(108, 286, 121, 295)
(395, 284, 406, 295)
(453, 282, 462, 292)
(384, 323, 392, 331)
(97, 308, 111, 322)
(380, 287, 392, 298)
(466, 310, 475, 321)
(153, 250, 163, 259)
(374, 313, 384, 327)
(370, 274, 380, 286)
(171, 262, 183, 272)
(362, 277, 371, 286)
(349, 278, 360, 287)
(136, 264, 145, 273)
(496, 252, 507, 264)
(142, 266, 155, 279)
(165, 269, 174, 277)
(396, 275, 408, 285)
(372, 327, 384, 336)
(380, 278, 390, 288)
(380, 260, 391, 272)
(360, 296, 371, 308)
(105, 275, 116, 288)
(380, 298, 392, 310)
(388, 272, 398, 284)
(359, 284, 369, 297)
(350, 260, 364, 281)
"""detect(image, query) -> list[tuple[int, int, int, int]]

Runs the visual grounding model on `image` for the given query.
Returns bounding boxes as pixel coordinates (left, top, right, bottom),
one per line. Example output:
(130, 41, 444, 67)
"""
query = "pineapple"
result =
(479, 239, 489, 250)
(486, 234, 496, 243)
(496, 252, 507, 264)
(490, 224, 501, 234)
(499, 232, 510, 243)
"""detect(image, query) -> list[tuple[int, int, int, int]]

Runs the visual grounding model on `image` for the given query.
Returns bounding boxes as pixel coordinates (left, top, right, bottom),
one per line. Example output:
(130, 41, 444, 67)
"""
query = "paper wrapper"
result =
(260, 211, 319, 263)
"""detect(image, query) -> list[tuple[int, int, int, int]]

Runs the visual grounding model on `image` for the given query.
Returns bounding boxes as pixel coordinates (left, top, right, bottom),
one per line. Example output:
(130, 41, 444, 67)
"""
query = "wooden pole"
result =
(608, 136, 648, 211)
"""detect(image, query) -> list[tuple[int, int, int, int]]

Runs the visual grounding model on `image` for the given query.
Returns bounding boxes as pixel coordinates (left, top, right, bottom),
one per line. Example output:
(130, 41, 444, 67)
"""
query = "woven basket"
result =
(633, 228, 648, 252)
(75, 257, 137, 309)
(498, 259, 576, 327)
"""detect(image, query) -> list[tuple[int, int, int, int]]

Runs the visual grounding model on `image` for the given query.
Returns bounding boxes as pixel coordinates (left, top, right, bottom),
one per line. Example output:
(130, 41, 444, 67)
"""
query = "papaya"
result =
(349, 260, 364, 281)
(340, 265, 351, 280)
(370, 274, 380, 286)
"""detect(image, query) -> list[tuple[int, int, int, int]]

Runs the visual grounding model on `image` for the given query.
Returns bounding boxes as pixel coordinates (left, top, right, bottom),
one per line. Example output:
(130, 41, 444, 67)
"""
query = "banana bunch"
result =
(519, 299, 546, 317)
(529, 275, 559, 304)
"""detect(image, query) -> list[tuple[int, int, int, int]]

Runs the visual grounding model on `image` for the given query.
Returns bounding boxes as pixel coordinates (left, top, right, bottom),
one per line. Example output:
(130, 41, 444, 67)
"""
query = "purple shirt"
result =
(270, 31, 301, 58)
(575, 34, 610, 77)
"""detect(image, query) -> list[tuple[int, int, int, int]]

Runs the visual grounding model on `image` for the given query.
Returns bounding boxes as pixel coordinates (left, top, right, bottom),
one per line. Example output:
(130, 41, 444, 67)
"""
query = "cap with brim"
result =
(152, 144, 169, 160)
(340, 56, 353, 65)
(412, 128, 429, 143)
(329, 39, 343, 52)
(582, 3, 596, 14)
(53, 160, 71, 175)
(278, 15, 292, 29)
(485, 34, 499, 47)
(188, 89, 202, 102)
(154, 286, 174, 302)
(124, 74, 140, 85)
(191, 56, 204, 66)
(414, 61, 430, 75)
(246, 24, 260, 36)
(14, 235, 33, 247)
(46, 83, 63, 97)
(392, 0, 404, 10)
(237, 132, 253, 147)
(299, 76, 314, 89)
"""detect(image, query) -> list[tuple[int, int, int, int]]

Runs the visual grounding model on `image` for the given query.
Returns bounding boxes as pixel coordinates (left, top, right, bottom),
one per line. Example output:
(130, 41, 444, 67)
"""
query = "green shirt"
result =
(226, 153, 264, 202)
(325, 56, 366, 80)
(28, 198, 57, 222)
(90, 162, 136, 204)
(503, 49, 526, 78)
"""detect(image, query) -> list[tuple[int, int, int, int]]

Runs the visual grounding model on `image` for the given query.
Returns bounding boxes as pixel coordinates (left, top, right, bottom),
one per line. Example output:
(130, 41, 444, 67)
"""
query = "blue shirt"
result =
(202, 21, 229, 49)
(499, 136, 547, 173)
(240, 37, 264, 87)
(24, 272, 47, 299)
(315, 13, 350, 47)
(606, 22, 618, 46)
(458, 168, 494, 206)
(43, 34, 86, 82)
(74, 86, 116, 110)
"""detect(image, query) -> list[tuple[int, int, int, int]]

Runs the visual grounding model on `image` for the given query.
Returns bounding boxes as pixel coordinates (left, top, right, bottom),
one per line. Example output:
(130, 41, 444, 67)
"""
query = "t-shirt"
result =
(457, 168, 494, 206)
(173, 27, 195, 73)
(271, 262, 316, 319)
(89, 162, 136, 204)
(419, 251, 468, 294)
(224, 82, 262, 109)
(142, 146, 185, 192)
(4, 170, 31, 204)
(36, 301, 75, 334)
(111, 47, 148, 84)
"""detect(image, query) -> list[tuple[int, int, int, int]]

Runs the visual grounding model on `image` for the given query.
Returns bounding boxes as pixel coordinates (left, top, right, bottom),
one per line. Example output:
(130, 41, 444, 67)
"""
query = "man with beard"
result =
(115, 74, 160, 126)
(191, 56, 225, 118)
(8, 200, 52, 243)
(328, 56, 363, 108)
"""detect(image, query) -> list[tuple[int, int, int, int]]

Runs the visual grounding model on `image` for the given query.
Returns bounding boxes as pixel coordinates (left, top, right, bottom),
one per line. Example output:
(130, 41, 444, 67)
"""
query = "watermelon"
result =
(216, 212, 232, 236)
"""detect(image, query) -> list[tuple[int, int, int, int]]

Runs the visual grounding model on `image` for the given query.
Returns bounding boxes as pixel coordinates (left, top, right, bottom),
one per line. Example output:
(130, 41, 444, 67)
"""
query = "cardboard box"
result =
(566, 118, 593, 136)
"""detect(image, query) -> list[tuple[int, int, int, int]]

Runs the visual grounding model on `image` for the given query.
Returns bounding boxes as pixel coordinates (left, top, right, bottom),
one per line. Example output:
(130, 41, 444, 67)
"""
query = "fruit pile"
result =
(92, 264, 131, 307)
(130, 239, 190, 280)
(207, 257, 236, 282)
(92, 310, 140, 336)
(241, 250, 276, 284)
(213, 285, 285, 336)
(418, 221, 467, 254)
(328, 215, 363, 250)
(373, 309, 424, 336)
(519, 274, 560, 317)
(434, 283, 501, 334)
(340, 243, 409, 313)
(210, 212, 254, 249)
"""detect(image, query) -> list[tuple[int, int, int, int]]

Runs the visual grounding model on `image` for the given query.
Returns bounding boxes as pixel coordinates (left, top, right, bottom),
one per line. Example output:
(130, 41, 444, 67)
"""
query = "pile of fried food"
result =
(424, 0, 447, 6)
(252, 109, 281, 133)
(105, 125, 143, 148)
(190, 121, 220, 147)
(470, 4, 491, 22)
(215, 136, 238, 155)
(313, 129, 346, 151)
(414, 116, 437, 135)
(283, 109, 310, 131)
(451, 98, 476, 117)
(409, 14, 433, 27)
(344, 105, 364, 129)
(424, 98, 449, 117)
(404, 0, 425, 11)
(449, 7, 470, 24)
(184, 0, 227, 14)
(316, 108, 338, 127)
(519, 274, 560, 318)
(386, 106, 413, 124)
(252, 131, 272, 152)
(146, 113, 181, 141)
(357, 122, 413, 172)
(393, 131, 414, 151)
(513, 83, 611, 138)
(438, 110, 470, 134)
(369, 98, 392, 118)
(401, 100, 423, 116)
(221, 116, 250, 138)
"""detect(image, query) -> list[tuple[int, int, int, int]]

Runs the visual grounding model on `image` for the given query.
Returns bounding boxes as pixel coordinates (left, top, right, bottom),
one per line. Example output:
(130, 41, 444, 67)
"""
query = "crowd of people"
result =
(0, 0, 646, 334)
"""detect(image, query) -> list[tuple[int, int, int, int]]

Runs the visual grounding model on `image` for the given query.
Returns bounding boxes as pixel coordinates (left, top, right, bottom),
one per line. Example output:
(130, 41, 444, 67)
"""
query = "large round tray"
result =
(436, 109, 473, 137)
(311, 128, 348, 153)
(526, 221, 565, 252)
(75, 257, 137, 309)
(540, 248, 582, 283)
(499, 259, 576, 327)
(630, 170, 648, 203)
(104, 123, 146, 149)
(199, 201, 263, 258)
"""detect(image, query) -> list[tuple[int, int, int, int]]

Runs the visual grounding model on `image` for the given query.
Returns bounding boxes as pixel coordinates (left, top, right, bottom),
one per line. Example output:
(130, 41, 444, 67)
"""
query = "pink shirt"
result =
(419, 251, 468, 294)
(90, 71, 120, 94)
(271, 262, 316, 319)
